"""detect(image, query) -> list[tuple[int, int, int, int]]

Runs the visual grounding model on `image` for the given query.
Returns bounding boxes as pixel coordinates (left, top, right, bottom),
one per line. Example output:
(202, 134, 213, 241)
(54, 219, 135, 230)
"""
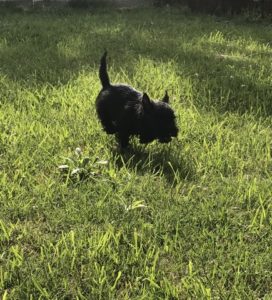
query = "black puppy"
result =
(96, 52, 178, 148)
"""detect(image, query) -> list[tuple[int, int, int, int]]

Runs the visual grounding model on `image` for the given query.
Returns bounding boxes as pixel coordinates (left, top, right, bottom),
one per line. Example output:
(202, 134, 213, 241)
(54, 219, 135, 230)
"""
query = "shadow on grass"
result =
(111, 141, 196, 184)
(0, 7, 271, 116)
(173, 49, 272, 115)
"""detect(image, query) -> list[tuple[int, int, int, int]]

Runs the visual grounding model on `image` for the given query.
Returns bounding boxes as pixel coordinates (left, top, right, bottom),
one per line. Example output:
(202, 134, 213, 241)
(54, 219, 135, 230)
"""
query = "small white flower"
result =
(58, 165, 69, 171)
(96, 160, 109, 165)
(71, 168, 81, 176)
(75, 147, 82, 156)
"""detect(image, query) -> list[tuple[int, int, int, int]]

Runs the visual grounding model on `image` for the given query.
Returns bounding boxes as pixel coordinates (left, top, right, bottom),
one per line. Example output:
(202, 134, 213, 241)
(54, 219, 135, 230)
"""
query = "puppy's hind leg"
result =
(97, 110, 117, 134)
(116, 131, 130, 149)
(102, 119, 117, 134)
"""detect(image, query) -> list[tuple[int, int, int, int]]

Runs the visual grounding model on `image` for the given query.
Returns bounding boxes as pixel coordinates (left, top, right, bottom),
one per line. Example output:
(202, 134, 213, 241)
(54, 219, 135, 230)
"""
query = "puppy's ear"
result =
(142, 93, 153, 111)
(162, 91, 169, 103)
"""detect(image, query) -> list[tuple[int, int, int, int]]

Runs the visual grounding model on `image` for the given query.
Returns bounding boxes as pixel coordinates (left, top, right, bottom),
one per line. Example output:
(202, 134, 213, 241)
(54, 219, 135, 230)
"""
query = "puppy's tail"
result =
(99, 51, 110, 89)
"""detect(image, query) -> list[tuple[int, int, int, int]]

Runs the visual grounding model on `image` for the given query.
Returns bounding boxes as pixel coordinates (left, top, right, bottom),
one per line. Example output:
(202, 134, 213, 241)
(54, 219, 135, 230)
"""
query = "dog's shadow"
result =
(111, 140, 195, 184)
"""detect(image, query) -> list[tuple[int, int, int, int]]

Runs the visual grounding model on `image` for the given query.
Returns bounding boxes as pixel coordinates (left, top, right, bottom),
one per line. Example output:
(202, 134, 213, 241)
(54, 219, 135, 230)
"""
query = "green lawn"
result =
(0, 6, 272, 299)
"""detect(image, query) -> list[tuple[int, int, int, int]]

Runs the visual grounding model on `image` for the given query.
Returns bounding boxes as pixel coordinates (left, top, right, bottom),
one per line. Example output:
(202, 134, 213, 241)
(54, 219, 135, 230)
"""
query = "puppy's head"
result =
(140, 91, 178, 144)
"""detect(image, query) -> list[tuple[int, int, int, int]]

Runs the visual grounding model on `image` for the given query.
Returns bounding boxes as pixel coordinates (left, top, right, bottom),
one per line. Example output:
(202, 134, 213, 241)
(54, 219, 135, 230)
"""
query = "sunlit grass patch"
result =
(0, 6, 272, 299)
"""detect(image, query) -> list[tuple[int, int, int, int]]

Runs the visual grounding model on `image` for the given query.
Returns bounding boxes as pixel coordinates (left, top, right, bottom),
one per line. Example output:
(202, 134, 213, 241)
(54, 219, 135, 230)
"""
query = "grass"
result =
(0, 5, 272, 299)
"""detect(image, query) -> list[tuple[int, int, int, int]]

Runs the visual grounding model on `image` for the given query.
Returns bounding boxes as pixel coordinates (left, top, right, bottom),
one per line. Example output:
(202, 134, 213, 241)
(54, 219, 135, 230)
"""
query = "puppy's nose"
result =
(172, 128, 178, 137)
(159, 137, 172, 143)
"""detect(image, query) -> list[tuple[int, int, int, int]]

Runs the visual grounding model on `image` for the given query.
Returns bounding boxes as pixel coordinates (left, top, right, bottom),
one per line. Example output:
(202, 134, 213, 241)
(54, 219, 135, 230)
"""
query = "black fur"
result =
(95, 52, 178, 148)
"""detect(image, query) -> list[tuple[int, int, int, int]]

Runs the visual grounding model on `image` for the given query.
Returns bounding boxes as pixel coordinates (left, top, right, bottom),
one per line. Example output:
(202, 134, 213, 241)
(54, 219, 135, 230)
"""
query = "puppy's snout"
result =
(171, 127, 178, 137)
(159, 137, 172, 143)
